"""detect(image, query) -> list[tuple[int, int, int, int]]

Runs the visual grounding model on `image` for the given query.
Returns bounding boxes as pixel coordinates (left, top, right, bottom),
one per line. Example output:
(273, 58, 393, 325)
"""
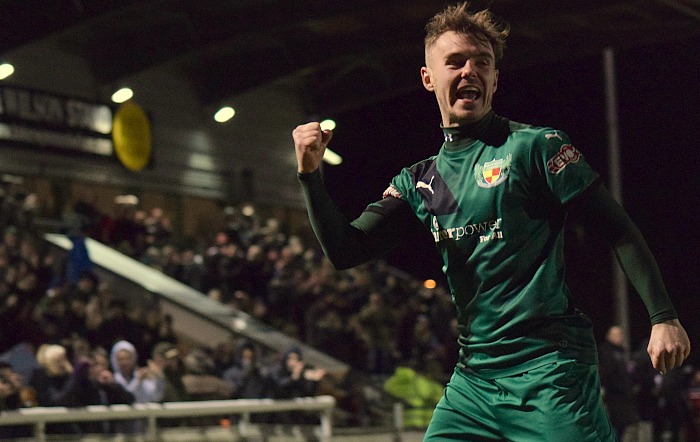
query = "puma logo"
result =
(545, 131, 563, 141)
(416, 176, 435, 194)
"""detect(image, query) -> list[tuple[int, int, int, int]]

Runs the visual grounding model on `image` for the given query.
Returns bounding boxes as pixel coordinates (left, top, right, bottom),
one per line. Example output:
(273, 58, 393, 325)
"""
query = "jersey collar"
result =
(441, 111, 512, 151)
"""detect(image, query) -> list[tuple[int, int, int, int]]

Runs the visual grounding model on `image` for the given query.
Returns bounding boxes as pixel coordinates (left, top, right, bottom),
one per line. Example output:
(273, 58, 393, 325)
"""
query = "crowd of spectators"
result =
(0, 178, 459, 436)
(0, 176, 698, 440)
(61, 191, 462, 380)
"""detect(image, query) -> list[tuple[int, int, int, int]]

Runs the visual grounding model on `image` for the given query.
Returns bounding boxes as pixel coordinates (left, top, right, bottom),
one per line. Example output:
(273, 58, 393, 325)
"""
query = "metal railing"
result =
(0, 396, 336, 442)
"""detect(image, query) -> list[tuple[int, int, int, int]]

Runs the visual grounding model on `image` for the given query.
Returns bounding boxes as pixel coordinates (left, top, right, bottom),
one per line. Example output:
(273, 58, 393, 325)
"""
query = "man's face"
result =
(421, 31, 499, 127)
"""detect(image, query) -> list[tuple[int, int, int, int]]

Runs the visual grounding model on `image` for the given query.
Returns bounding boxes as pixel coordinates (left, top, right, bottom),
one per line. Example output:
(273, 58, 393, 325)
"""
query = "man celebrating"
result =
(292, 2, 690, 440)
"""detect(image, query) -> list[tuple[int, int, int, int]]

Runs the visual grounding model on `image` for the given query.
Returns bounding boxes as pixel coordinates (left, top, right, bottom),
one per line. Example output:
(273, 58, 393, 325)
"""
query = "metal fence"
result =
(0, 396, 336, 442)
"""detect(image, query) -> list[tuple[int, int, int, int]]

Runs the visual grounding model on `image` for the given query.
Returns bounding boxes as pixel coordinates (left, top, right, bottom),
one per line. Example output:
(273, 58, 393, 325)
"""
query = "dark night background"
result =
(320, 35, 700, 361)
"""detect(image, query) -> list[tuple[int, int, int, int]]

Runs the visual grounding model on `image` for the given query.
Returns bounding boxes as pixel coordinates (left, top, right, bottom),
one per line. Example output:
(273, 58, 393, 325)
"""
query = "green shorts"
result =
(423, 359, 614, 441)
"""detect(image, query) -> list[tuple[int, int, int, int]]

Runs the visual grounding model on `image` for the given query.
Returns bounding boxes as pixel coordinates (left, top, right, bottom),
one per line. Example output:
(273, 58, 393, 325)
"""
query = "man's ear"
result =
(421, 67, 434, 92)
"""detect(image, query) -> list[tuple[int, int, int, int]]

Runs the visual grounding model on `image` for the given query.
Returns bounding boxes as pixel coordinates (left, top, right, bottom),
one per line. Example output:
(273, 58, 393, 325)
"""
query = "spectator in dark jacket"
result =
(598, 325, 640, 441)
(268, 346, 327, 425)
(27, 344, 84, 434)
(150, 341, 195, 428)
(222, 340, 270, 399)
(151, 341, 189, 403)
(268, 346, 325, 400)
(72, 348, 135, 435)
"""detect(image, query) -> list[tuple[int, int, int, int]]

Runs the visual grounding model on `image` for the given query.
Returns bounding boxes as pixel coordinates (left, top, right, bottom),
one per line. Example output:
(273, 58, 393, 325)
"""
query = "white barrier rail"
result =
(0, 395, 336, 442)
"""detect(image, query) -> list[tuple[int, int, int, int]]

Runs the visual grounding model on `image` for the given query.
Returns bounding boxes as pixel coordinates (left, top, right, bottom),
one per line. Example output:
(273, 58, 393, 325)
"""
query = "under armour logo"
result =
(545, 131, 563, 141)
(416, 175, 435, 194)
(444, 133, 453, 142)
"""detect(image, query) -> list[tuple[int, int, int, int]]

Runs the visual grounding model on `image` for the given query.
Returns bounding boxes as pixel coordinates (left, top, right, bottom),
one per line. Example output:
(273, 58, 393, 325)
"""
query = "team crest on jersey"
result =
(474, 154, 512, 188)
(382, 184, 402, 199)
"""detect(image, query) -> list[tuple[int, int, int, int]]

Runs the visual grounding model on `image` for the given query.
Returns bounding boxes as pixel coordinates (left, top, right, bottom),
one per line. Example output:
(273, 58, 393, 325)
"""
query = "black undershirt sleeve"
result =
(298, 169, 418, 270)
(567, 182, 678, 324)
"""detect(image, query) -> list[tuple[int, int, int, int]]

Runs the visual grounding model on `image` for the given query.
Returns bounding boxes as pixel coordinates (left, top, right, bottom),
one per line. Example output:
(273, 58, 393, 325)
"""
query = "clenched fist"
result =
(647, 319, 691, 374)
(292, 122, 333, 174)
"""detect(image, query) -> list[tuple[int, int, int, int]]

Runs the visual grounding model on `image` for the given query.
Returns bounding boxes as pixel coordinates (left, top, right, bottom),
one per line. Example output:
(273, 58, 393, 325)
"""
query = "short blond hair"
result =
(40, 344, 73, 376)
(424, 1, 510, 63)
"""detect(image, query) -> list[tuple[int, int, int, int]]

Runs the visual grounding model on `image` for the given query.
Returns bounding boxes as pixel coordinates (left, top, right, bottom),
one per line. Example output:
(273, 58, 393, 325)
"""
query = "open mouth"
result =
(456, 86, 481, 101)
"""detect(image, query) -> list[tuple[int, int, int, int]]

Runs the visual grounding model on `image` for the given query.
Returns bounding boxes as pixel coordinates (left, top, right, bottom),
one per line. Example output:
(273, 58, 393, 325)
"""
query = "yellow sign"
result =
(112, 101, 152, 171)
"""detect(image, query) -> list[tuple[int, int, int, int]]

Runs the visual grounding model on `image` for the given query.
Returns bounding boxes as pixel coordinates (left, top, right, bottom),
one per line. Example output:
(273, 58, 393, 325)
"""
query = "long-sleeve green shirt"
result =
(299, 111, 677, 376)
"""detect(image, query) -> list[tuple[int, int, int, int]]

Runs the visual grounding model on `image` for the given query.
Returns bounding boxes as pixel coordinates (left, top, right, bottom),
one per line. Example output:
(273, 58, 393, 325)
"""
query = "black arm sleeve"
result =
(298, 169, 418, 270)
(568, 182, 677, 324)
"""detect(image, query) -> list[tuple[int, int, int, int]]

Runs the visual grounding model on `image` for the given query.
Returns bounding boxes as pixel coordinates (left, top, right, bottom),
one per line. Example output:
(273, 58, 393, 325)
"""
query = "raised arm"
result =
(292, 122, 331, 175)
(293, 122, 418, 270)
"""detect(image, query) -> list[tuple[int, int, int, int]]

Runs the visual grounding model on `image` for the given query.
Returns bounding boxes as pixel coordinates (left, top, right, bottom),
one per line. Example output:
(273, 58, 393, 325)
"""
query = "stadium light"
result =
(320, 119, 342, 165)
(0, 63, 14, 80)
(214, 106, 235, 123)
(112, 87, 133, 103)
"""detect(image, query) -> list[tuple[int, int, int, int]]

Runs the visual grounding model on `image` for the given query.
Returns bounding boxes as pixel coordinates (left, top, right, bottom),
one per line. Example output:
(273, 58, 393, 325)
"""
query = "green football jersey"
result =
(387, 116, 600, 377)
